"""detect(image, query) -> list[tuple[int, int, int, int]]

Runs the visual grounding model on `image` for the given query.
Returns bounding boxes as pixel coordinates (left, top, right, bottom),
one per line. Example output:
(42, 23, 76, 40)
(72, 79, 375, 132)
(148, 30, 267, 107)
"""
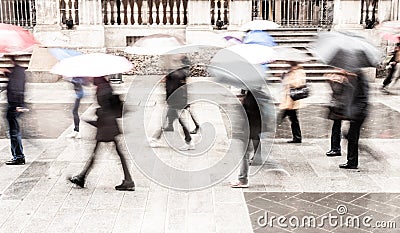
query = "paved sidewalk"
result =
(0, 76, 399, 232)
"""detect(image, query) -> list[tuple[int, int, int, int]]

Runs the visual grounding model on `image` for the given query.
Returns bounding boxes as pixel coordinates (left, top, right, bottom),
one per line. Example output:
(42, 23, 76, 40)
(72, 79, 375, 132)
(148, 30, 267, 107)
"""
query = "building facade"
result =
(0, 0, 399, 49)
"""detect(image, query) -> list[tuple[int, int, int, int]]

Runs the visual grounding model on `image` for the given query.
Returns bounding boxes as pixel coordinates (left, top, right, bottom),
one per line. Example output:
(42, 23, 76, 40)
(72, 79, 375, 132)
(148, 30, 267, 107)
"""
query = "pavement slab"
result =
(0, 76, 399, 232)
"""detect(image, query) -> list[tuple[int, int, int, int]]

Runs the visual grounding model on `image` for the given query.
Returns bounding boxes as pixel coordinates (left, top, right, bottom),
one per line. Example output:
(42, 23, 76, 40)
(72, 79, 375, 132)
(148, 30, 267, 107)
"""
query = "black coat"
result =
(165, 67, 188, 109)
(6, 64, 26, 110)
(93, 80, 120, 142)
(328, 71, 369, 121)
(243, 91, 262, 140)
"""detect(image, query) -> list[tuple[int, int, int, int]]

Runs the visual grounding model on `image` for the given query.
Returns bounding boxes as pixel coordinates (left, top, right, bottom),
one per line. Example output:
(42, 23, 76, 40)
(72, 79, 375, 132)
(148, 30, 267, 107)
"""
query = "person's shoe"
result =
(115, 180, 135, 191)
(163, 126, 174, 132)
(381, 86, 389, 94)
(339, 163, 358, 169)
(68, 175, 85, 188)
(190, 127, 200, 134)
(287, 140, 302, 143)
(5, 158, 25, 165)
(75, 132, 82, 139)
(149, 138, 164, 148)
(326, 150, 341, 157)
(230, 180, 249, 188)
(66, 131, 78, 138)
(179, 141, 195, 151)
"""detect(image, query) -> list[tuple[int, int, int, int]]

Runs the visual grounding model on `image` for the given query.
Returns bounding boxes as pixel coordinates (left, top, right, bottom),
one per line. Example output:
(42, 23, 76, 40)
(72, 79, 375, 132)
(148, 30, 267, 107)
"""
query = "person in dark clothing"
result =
(149, 56, 195, 150)
(4, 56, 28, 165)
(326, 120, 342, 156)
(326, 70, 369, 169)
(66, 77, 85, 139)
(381, 43, 400, 92)
(69, 76, 135, 191)
(231, 90, 261, 188)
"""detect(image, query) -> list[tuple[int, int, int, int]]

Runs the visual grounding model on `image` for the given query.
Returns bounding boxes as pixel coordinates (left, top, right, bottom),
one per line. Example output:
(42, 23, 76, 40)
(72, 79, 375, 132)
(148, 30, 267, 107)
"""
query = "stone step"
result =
(266, 76, 330, 83)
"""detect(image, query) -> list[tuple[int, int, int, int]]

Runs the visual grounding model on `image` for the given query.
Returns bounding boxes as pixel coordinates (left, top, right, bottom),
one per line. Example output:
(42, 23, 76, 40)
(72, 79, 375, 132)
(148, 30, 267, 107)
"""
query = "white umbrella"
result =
(240, 20, 280, 31)
(50, 53, 133, 77)
(124, 34, 186, 55)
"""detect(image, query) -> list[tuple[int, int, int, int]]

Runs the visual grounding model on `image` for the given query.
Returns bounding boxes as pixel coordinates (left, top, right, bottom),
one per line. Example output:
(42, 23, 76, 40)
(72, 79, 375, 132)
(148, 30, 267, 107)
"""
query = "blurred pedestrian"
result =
(279, 61, 306, 143)
(381, 43, 400, 93)
(326, 120, 342, 157)
(149, 54, 195, 150)
(327, 70, 369, 169)
(231, 90, 261, 188)
(66, 77, 87, 139)
(69, 76, 135, 191)
(4, 56, 28, 165)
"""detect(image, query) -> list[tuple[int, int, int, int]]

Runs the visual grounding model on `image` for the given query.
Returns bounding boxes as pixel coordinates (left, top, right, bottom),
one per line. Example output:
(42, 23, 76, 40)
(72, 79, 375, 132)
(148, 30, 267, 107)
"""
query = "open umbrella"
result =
(50, 53, 133, 77)
(0, 23, 39, 54)
(243, 30, 276, 47)
(124, 34, 186, 55)
(241, 20, 280, 31)
(208, 44, 274, 89)
(48, 48, 83, 60)
(310, 31, 381, 72)
(376, 21, 400, 43)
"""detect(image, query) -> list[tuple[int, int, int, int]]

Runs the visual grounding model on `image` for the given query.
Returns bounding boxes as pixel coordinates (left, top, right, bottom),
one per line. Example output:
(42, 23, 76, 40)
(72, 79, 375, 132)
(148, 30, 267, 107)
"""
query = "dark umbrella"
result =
(310, 31, 381, 72)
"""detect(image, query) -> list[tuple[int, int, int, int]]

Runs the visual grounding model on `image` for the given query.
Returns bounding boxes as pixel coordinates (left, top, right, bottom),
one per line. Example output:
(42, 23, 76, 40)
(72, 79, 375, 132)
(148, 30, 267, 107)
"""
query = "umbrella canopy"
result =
(50, 53, 133, 77)
(241, 20, 280, 31)
(310, 31, 381, 72)
(124, 34, 186, 55)
(48, 48, 83, 60)
(208, 44, 274, 89)
(243, 30, 276, 47)
(223, 36, 243, 45)
(0, 23, 39, 54)
(28, 47, 82, 72)
(376, 21, 400, 43)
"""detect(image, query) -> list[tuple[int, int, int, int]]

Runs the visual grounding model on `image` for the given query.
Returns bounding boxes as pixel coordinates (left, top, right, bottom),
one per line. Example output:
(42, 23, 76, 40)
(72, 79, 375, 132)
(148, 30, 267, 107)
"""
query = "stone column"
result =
(186, 0, 213, 44)
(332, 0, 363, 29)
(79, 0, 103, 25)
(35, 0, 60, 25)
(377, 0, 393, 22)
(228, 0, 252, 30)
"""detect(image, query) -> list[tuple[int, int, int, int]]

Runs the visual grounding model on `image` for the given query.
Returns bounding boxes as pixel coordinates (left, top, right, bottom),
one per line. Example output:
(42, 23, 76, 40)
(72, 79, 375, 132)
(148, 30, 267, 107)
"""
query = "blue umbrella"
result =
(48, 48, 82, 60)
(243, 30, 276, 47)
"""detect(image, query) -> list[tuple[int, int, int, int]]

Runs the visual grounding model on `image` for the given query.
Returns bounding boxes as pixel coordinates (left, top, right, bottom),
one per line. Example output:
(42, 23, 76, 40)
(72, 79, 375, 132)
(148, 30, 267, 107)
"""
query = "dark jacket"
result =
(165, 67, 188, 109)
(92, 77, 120, 142)
(243, 91, 261, 139)
(328, 71, 368, 121)
(6, 64, 26, 110)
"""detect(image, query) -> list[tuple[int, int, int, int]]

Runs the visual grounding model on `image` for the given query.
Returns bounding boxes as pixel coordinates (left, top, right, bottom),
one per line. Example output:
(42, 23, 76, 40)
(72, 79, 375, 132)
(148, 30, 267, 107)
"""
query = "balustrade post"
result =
(332, 0, 363, 29)
(228, 0, 252, 29)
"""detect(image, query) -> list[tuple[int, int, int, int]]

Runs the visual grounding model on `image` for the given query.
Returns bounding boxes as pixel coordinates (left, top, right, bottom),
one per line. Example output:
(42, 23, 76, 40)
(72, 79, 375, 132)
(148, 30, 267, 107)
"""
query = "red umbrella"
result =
(0, 23, 39, 54)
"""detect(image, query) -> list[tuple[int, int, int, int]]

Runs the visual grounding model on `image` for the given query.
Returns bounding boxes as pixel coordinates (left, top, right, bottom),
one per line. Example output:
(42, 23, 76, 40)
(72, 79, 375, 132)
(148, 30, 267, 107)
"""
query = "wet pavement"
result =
(0, 76, 399, 232)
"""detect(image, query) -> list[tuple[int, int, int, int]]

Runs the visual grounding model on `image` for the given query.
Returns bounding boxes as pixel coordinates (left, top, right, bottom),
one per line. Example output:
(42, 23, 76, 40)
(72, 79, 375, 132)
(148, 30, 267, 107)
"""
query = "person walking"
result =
(66, 77, 86, 139)
(326, 120, 342, 156)
(4, 56, 28, 165)
(149, 55, 195, 150)
(69, 76, 135, 191)
(279, 61, 306, 143)
(326, 70, 369, 169)
(230, 90, 261, 188)
(381, 43, 400, 93)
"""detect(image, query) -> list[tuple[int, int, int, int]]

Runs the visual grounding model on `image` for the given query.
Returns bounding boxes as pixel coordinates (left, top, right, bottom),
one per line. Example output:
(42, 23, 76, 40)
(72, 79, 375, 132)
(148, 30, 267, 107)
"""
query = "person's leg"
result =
(165, 106, 178, 130)
(69, 141, 100, 187)
(287, 109, 302, 142)
(250, 137, 261, 165)
(72, 97, 81, 132)
(235, 140, 252, 187)
(178, 110, 192, 143)
(383, 65, 395, 88)
(185, 105, 200, 133)
(331, 120, 342, 151)
(114, 140, 135, 191)
(344, 120, 364, 167)
(6, 109, 24, 161)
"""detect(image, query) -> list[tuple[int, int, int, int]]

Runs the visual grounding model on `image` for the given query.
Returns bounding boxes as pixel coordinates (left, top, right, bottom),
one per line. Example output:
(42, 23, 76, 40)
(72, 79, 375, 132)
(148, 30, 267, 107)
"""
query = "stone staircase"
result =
(265, 27, 337, 82)
(0, 54, 31, 90)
